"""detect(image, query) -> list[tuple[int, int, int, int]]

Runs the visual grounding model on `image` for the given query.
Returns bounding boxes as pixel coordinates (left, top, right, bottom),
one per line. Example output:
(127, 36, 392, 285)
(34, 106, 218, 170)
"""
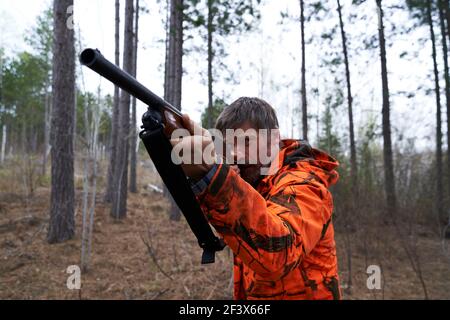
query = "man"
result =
(169, 97, 341, 300)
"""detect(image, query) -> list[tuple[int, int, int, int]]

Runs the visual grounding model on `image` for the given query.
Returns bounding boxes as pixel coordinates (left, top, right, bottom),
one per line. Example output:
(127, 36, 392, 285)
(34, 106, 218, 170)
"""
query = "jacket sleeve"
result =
(196, 164, 333, 281)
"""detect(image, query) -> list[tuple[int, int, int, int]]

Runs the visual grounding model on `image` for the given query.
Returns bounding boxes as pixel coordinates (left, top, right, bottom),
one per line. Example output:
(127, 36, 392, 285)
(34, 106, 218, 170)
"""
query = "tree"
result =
(300, 0, 308, 140)
(111, 0, 134, 219)
(2, 52, 48, 154)
(165, 0, 183, 110)
(376, 0, 397, 215)
(25, 8, 53, 175)
(80, 87, 102, 272)
(318, 86, 343, 158)
(442, 0, 450, 45)
(47, 0, 75, 243)
(186, 0, 261, 129)
(105, 0, 121, 203)
(201, 98, 226, 128)
(406, 0, 444, 222)
(337, 0, 358, 194)
(426, 0, 444, 222)
(439, 0, 450, 216)
(0, 48, 4, 165)
(129, 0, 140, 194)
(164, 0, 184, 221)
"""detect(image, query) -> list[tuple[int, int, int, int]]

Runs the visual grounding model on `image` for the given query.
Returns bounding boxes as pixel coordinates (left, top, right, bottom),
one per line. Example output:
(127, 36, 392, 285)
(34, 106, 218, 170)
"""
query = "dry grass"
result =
(1, 158, 450, 300)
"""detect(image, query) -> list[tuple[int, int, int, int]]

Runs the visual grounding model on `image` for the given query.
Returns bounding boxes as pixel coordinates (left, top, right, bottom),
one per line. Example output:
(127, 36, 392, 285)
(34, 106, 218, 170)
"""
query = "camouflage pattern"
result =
(196, 140, 341, 300)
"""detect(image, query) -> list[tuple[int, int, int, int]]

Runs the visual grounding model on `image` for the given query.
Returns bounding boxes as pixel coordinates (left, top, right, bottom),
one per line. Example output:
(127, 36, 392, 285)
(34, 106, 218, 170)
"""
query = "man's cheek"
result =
(245, 147, 259, 164)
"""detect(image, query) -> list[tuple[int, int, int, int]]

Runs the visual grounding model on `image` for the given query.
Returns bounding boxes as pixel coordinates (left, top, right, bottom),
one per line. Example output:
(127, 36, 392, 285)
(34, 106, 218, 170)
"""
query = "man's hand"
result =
(167, 113, 217, 181)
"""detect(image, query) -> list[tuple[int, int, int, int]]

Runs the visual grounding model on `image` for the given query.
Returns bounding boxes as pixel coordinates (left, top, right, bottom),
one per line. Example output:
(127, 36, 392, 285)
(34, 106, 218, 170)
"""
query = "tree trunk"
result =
(439, 0, 450, 218)
(105, 0, 121, 203)
(174, 0, 183, 112)
(163, 0, 172, 208)
(300, 0, 308, 140)
(42, 88, 51, 175)
(442, 0, 450, 46)
(376, 0, 397, 216)
(111, 0, 134, 219)
(1, 125, 6, 164)
(48, 0, 75, 243)
(164, 0, 171, 101)
(166, 0, 176, 105)
(207, 0, 214, 129)
(164, 0, 184, 221)
(428, 0, 444, 223)
(86, 104, 99, 270)
(80, 94, 91, 271)
(129, 0, 140, 194)
(337, 0, 358, 195)
(81, 86, 101, 272)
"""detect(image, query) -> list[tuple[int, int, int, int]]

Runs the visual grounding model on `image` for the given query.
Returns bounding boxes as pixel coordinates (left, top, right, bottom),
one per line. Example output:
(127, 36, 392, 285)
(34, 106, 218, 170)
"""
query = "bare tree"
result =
(439, 0, 450, 219)
(337, 0, 358, 194)
(111, 0, 134, 219)
(47, 0, 75, 243)
(42, 88, 51, 175)
(129, 0, 140, 194)
(1, 125, 6, 164)
(0, 51, 4, 165)
(105, 0, 121, 203)
(207, 0, 214, 129)
(442, 0, 450, 45)
(164, 0, 184, 221)
(427, 0, 444, 223)
(300, 0, 308, 140)
(80, 86, 101, 272)
(376, 0, 397, 215)
(0, 50, 3, 165)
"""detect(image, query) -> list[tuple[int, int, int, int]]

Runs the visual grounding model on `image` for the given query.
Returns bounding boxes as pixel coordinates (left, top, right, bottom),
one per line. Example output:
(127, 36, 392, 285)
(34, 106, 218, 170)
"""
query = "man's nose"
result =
(228, 145, 238, 164)
(230, 144, 247, 165)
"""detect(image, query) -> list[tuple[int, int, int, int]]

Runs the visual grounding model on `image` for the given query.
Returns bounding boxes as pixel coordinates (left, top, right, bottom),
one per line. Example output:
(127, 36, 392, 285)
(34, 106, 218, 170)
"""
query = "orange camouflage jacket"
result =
(195, 139, 340, 300)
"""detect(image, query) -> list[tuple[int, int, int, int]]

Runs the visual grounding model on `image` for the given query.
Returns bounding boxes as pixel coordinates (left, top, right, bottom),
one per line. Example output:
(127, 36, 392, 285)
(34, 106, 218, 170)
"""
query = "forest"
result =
(1, 0, 450, 300)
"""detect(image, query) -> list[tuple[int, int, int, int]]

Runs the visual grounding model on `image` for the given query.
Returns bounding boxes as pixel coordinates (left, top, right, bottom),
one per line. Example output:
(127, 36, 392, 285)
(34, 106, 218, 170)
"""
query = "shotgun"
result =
(79, 48, 225, 264)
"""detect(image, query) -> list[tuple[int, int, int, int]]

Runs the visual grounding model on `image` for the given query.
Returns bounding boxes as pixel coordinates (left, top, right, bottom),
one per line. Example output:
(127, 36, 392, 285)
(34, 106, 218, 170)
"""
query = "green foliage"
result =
(0, 7, 53, 152)
(76, 90, 113, 147)
(201, 98, 226, 128)
(358, 117, 381, 193)
(0, 6, 113, 155)
(184, 0, 262, 95)
(25, 8, 53, 66)
(0, 47, 7, 116)
(185, 0, 261, 35)
(405, 0, 429, 25)
(317, 86, 343, 159)
(2, 52, 48, 124)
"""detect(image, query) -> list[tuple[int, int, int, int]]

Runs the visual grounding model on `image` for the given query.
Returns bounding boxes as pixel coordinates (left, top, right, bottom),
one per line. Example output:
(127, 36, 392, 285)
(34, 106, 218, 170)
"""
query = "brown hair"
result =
(215, 97, 279, 131)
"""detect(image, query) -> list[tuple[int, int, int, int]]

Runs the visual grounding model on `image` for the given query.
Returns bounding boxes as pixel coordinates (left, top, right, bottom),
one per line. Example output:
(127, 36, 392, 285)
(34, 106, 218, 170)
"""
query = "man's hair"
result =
(215, 97, 279, 131)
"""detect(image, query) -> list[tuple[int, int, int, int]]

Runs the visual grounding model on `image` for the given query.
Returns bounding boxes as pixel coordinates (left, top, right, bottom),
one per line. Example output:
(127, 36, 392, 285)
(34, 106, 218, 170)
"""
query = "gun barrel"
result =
(79, 48, 182, 118)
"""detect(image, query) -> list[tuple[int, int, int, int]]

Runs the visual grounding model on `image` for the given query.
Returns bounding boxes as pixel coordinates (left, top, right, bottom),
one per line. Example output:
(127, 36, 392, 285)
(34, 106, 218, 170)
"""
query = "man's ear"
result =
(271, 128, 281, 147)
(264, 128, 281, 158)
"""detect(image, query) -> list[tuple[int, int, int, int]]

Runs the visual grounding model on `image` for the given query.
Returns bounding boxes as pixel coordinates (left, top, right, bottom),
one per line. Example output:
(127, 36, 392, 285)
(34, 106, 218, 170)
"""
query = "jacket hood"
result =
(279, 139, 339, 188)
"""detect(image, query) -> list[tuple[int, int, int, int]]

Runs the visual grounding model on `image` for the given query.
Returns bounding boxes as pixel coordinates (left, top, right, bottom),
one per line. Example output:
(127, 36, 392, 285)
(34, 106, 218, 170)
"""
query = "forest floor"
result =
(1, 160, 450, 300)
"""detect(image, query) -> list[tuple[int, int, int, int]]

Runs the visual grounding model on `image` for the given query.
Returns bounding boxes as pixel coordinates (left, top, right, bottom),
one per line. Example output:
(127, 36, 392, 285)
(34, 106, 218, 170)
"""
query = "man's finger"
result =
(170, 138, 182, 148)
(182, 114, 211, 138)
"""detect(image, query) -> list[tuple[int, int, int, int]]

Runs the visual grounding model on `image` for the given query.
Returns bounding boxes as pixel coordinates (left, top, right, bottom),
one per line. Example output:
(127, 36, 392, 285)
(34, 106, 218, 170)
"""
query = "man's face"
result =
(223, 121, 280, 187)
